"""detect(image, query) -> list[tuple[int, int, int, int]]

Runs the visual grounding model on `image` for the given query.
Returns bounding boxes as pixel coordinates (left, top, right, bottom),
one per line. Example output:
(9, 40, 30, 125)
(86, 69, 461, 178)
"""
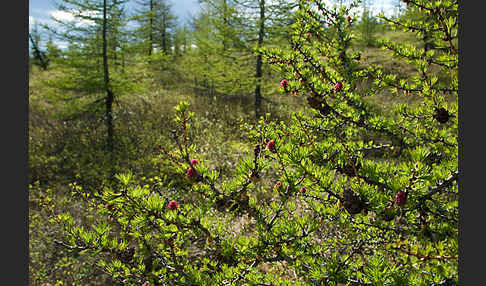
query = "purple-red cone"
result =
(334, 81, 343, 92)
(186, 167, 197, 179)
(266, 140, 276, 153)
(168, 200, 179, 210)
(191, 159, 198, 165)
(280, 79, 289, 89)
(394, 191, 408, 206)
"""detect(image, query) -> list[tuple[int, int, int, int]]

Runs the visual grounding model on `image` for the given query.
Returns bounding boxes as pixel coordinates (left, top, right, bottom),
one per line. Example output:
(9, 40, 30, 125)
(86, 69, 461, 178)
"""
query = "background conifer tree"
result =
(45, 0, 133, 181)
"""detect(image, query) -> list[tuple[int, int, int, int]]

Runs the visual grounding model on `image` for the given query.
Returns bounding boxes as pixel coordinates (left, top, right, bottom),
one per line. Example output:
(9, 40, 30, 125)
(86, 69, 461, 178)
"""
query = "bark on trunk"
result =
(223, 0, 228, 51)
(162, 15, 168, 53)
(112, 0, 118, 65)
(103, 0, 115, 179)
(149, 0, 153, 56)
(29, 34, 49, 70)
(254, 0, 265, 119)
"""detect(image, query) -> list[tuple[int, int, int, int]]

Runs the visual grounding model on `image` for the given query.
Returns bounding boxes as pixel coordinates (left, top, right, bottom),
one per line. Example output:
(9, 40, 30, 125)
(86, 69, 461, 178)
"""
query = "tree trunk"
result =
(103, 0, 115, 179)
(112, 0, 118, 66)
(183, 26, 187, 53)
(149, 0, 153, 56)
(223, 0, 228, 51)
(121, 39, 125, 73)
(162, 15, 168, 53)
(254, 0, 265, 119)
(29, 34, 49, 70)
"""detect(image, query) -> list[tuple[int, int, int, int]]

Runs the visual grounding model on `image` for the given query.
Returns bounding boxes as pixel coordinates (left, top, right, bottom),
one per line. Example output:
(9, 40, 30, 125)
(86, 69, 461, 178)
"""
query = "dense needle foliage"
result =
(32, 0, 458, 285)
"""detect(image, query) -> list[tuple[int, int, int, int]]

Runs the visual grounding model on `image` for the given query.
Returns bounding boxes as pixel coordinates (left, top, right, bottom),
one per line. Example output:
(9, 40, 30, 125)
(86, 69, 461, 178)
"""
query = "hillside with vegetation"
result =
(29, 0, 458, 285)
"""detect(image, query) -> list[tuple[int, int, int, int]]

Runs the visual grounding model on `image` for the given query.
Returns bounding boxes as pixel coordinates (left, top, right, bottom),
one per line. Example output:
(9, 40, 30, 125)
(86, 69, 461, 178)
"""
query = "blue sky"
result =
(29, 0, 201, 28)
(29, 0, 201, 48)
(29, 0, 402, 28)
(29, 0, 404, 49)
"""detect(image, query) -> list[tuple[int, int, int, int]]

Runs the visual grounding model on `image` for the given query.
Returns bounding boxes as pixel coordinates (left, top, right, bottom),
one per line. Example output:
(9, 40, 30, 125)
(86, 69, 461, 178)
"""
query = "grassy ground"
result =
(28, 28, 430, 284)
(29, 58, 307, 284)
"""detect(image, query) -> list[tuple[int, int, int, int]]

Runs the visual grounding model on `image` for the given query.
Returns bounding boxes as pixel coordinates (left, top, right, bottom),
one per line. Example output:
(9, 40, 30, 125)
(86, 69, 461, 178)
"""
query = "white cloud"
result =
(29, 10, 101, 50)
(49, 9, 100, 26)
(29, 16, 53, 29)
(29, 13, 63, 29)
(370, 1, 400, 17)
(350, 1, 403, 19)
(50, 10, 76, 22)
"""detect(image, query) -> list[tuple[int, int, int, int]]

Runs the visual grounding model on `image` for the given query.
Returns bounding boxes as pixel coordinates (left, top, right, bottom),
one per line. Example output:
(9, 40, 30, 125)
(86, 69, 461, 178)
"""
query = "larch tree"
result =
(186, 0, 253, 97)
(134, 0, 177, 64)
(46, 0, 130, 180)
(154, 0, 177, 54)
(233, 0, 299, 118)
(49, 0, 458, 284)
(30, 21, 50, 70)
(134, 0, 157, 56)
(356, 0, 380, 47)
